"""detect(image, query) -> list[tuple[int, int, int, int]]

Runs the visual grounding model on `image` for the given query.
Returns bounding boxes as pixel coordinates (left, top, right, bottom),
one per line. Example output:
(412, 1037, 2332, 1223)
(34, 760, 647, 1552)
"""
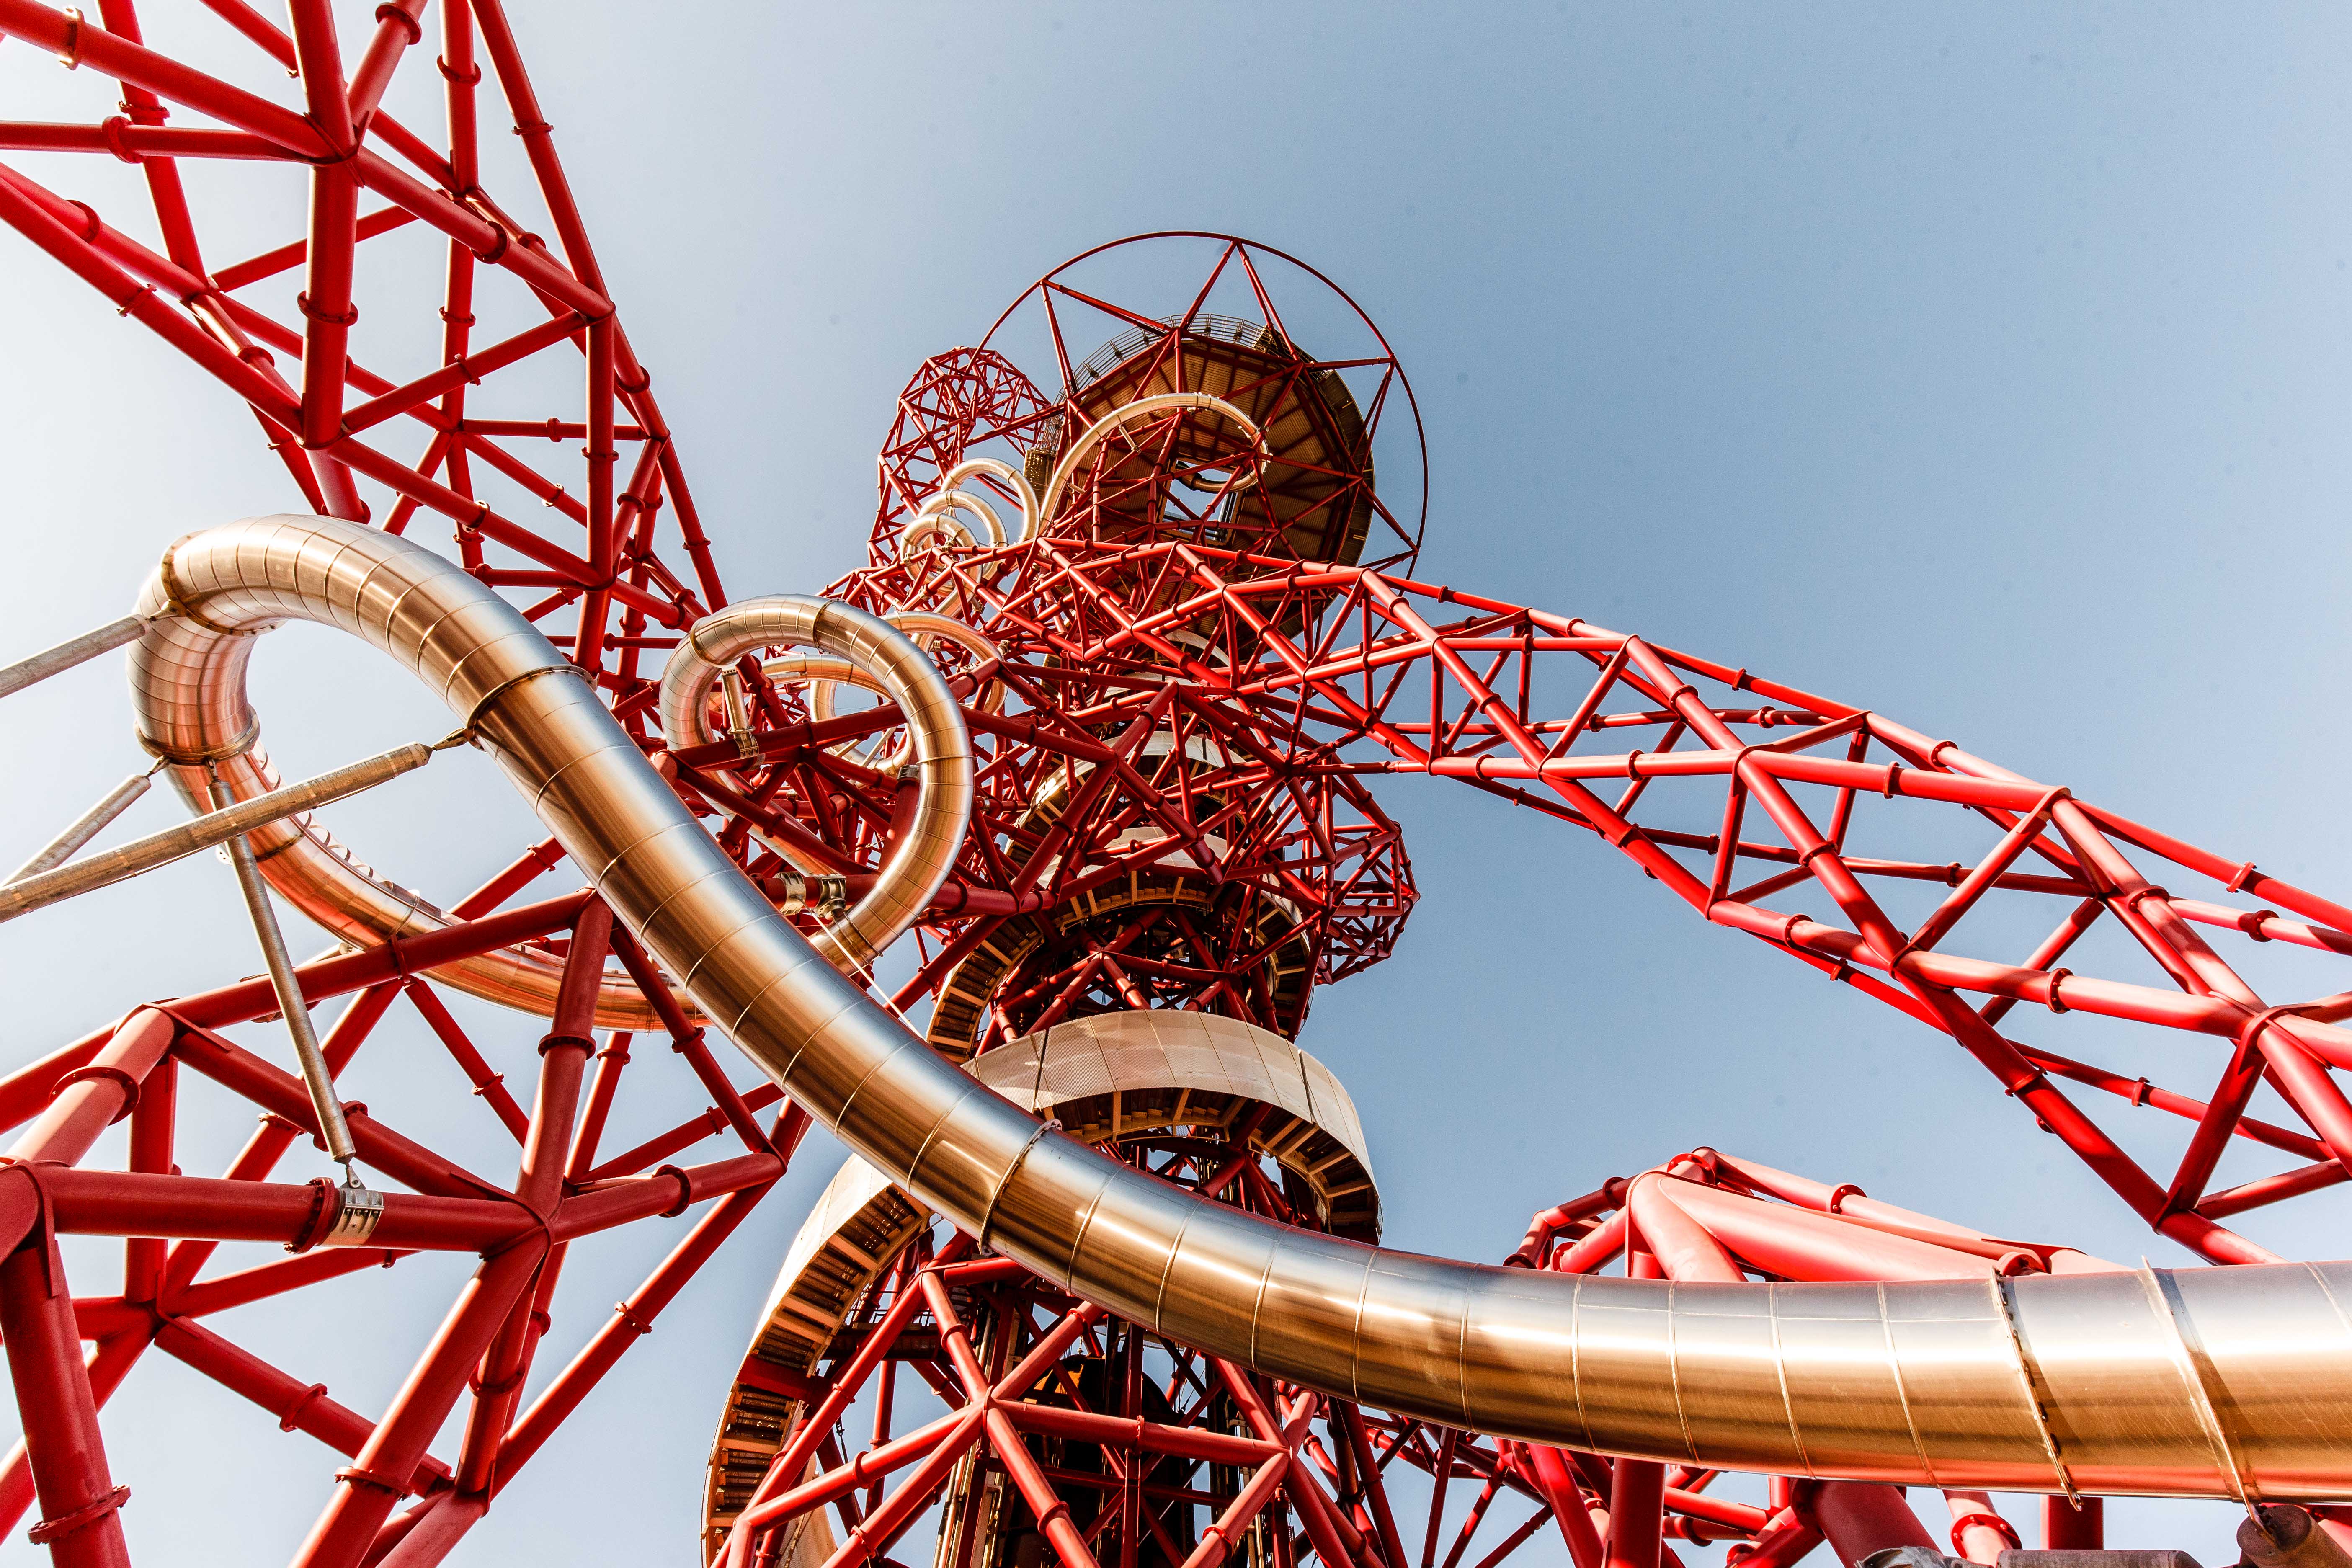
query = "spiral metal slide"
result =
(132, 512, 2352, 1506)
(3, 0, 2347, 1546)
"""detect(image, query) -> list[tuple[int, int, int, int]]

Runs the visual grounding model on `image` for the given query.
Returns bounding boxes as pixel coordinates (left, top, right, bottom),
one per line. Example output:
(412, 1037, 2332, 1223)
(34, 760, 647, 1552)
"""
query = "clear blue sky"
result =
(3, 5, 2349, 1563)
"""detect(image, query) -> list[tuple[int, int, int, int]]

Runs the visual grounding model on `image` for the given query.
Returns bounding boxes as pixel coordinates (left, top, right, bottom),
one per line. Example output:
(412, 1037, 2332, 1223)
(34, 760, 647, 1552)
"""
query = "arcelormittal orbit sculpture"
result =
(1, 10, 2351, 1568)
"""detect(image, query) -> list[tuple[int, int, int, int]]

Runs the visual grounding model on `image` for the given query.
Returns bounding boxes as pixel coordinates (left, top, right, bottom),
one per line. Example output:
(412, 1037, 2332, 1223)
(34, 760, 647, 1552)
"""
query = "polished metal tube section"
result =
(0, 613, 146, 700)
(0, 743, 431, 923)
(937, 456, 1038, 544)
(139, 514, 2352, 1503)
(1035, 392, 1264, 535)
(127, 560, 671, 1030)
(657, 596, 973, 975)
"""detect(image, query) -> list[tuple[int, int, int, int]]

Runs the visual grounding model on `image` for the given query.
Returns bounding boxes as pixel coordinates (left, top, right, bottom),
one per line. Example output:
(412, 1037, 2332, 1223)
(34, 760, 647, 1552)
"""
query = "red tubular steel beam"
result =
(0, 121, 289, 159)
(0, 1331, 143, 1545)
(1657, 1179, 2054, 1282)
(606, 925, 772, 1153)
(0, 0, 328, 154)
(2043, 1498, 2103, 1550)
(0, 1236, 127, 1568)
(402, 981, 531, 1141)
(343, 0, 423, 132)
(565, 1027, 630, 1179)
(726, 1241, 983, 1550)
(1604, 1460, 1665, 1568)
(5, 1008, 174, 1168)
(153, 1318, 451, 1493)
(289, 1240, 546, 1568)
(41, 1167, 524, 1251)
(164, 1247, 411, 1321)
(0, 1037, 115, 1140)
(1215, 1362, 1370, 1568)
(469, 0, 609, 296)
(451, 839, 569, 922)
(545, 1151, 783, 1242)
(1184, 1453, 1291, 1568)
(497, 1116, 805, 1489)
(518, 904, 610, 1216)
(1806, 1482, 1936, 1568)
(170, 1024, 499, 1201)
(1519, 1443, 1605, 1568)
(1942, 1491, 2018, 1565)
(2198, 1160, 2349, 1219)
(1342, 1401, 1411, 1568)
(1624, 1177, 1745, 1284)
(170, 891, 591, 1032)
(0, 165, 301, 420)
(147, 983, 401, 1306)
(577, 1080, 786, 1181)
(1732, 1513, 1828, 1568)
(998, 1404, 1279, 1467)
(738, 1404, 970, 1532)
(450, 904, 611, 1497)
(341, 312, 585, 434)
(122, 1047, 175, 1304)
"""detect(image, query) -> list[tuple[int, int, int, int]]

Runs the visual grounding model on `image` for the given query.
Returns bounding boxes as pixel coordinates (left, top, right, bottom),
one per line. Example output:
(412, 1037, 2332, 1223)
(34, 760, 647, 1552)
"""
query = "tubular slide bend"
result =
(130, 513, 2352, 1505)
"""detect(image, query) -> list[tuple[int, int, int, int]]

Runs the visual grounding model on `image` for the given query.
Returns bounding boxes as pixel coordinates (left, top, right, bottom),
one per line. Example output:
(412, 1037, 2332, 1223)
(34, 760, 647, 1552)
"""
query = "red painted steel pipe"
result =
(1518, 1442, 1605, 1568)
(734, 1407, 976, 1535)
(0, 1236, 127, 1568)
(495, 1142, 798, 1488)
(1624, 1178, 1745, 1283)
(152, 1318, 450, 1494)
(170, 1026, 498, 1201)
(288, 1238, 545, 1568)
(1728, 1513, 1827, 1568)
(1657, 1179, 2038, 1282)
(0, 0, 325, 154)
(170, 892, 593, 1032)
(1184, 1452, 1291, 1568)
(1941, 1491, 2019, 1565)
(1000, 1404, 1279, 1467)
(2043, 1497, 2103, 1549)
(0, 1331, 142, 1545)
(41, 1168, 524, 1251)
(1604, 1459, 1666, 1568)
(5, 1009, 173, 1169)
(1216, 1361, 1372, 1568)
(1806, 1482, 1937, 1568)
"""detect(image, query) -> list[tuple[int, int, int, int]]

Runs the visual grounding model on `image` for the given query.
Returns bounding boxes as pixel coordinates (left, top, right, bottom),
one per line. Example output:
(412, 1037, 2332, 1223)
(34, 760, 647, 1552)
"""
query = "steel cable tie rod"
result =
(4, 757, 168, 884)
(0, 730, 468, 924)
(206, 728, 468, 1194)
(207, 761, 361, 1184)
(0, 614, 149, 701)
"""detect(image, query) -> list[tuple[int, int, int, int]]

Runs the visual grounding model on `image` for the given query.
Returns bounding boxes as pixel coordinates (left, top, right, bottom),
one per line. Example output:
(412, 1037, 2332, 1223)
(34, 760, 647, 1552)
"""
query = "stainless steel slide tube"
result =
(657, 596, 973, 974)
(135, 514, 2352, 1503)
(129, 543, 673, 1029)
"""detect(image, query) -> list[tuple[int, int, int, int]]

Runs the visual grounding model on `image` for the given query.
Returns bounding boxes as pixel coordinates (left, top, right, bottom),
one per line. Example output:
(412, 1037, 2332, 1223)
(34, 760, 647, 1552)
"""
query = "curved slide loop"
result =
(660, 595, 974, 974)
(921, 490, 1005, 549)
(936, 456, 1040, 545)
(1035, 391, 1265, 540)
(897, 496, 993, 561)
(808, 609, 1004, 771)
(128, 528, 677, 1031)
(141, 514, 2352, 1504)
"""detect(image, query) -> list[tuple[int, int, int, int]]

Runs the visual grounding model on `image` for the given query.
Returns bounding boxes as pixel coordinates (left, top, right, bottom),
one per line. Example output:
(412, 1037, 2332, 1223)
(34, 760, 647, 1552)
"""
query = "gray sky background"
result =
(3, 4, 2350, 1563)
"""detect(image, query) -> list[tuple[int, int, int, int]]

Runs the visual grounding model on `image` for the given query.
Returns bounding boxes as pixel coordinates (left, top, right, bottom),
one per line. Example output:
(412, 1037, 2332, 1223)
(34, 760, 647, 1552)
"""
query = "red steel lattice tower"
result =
(0, 10, 2349, 1568)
